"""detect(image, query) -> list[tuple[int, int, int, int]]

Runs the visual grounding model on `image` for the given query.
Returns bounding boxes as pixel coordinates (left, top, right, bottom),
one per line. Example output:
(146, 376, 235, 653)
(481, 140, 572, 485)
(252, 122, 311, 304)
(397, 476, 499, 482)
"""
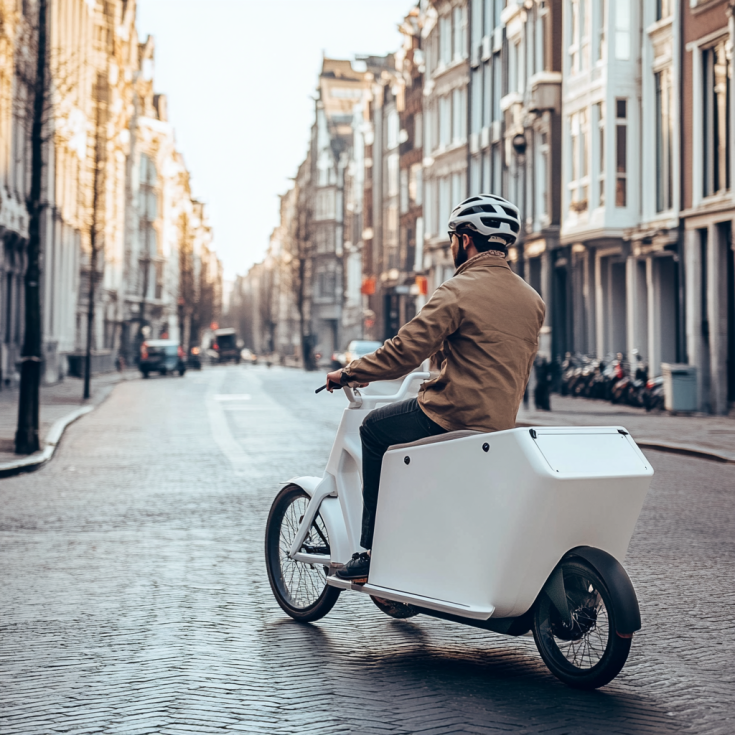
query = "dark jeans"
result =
(359, 398, 447, 549)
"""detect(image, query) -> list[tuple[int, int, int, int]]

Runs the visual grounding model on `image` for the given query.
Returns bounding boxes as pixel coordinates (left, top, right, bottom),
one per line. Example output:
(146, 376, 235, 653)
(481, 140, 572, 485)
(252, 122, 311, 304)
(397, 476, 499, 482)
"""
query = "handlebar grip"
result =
(315, 380, 341, 394)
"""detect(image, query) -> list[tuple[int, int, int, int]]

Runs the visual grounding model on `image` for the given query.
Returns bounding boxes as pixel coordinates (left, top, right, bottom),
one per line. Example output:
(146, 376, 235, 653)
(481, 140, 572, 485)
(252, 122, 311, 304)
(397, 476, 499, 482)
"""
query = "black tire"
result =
(371, 596, 419, 619)
(160, 369, 167, 376)
(142, 370, 149, 379)
(178, 369, 185, 376)
(265, 484, 340, 622)
(532, 559, 632, 689)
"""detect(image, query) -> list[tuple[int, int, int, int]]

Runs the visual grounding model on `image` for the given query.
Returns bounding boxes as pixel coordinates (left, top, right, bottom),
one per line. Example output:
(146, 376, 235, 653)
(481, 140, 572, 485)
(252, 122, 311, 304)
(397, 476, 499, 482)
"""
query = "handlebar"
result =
(315, 371, 431, 409)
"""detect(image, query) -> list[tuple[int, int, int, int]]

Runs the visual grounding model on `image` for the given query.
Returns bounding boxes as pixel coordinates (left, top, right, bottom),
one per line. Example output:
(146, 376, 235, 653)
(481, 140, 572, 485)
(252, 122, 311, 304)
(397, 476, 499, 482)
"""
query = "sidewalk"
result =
(0, 370, 138, 474)
(517, 394, 735, 463)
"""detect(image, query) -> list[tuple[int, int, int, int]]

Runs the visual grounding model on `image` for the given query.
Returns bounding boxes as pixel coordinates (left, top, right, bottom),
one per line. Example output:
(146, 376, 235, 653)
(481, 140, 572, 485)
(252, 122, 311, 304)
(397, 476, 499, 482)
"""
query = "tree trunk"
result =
(84, 79, 105, 399)
(15, 0, 48, 455)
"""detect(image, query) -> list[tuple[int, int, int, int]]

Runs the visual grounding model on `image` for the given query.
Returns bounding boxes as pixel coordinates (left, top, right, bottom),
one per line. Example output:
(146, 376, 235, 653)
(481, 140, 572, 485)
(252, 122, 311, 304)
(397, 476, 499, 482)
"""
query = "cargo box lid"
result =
(531, 427, 652, 477)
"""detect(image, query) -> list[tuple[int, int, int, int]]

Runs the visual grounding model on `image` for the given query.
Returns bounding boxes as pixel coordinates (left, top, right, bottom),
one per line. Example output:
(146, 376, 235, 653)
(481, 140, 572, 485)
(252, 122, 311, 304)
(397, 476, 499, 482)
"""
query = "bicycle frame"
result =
(286, 372, 431, 568)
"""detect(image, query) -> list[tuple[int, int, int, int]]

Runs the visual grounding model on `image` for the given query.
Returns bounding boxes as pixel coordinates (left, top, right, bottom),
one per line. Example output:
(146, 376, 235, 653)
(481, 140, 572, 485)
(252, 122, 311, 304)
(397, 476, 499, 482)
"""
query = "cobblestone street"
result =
(1, 365, 733, 734)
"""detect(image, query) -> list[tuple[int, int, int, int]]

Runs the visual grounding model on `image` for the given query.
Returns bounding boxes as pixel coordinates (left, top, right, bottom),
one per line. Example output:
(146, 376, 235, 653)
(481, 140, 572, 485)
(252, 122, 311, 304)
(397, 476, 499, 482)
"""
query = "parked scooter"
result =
(265, 373, 654, 690)
(643, 376, 665, 412)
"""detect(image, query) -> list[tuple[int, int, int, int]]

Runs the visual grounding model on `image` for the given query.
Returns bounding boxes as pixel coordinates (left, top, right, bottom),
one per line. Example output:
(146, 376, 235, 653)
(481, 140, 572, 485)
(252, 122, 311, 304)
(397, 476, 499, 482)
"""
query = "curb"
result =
(0, 405, 94, 479)
(515, 421, 735, 465)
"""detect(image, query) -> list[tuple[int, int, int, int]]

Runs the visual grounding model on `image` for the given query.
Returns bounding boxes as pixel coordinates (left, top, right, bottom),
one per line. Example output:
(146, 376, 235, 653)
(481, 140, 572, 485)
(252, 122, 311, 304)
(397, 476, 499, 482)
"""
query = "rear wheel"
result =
(141, 370, 149, 379)
(533, 559, 632, 689)
(265, 484, 340, 622)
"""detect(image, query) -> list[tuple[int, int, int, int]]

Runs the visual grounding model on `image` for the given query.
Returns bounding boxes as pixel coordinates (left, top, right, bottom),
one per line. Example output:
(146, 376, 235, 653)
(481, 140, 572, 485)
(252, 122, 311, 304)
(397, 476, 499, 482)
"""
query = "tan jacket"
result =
(343, 252, 546, 432)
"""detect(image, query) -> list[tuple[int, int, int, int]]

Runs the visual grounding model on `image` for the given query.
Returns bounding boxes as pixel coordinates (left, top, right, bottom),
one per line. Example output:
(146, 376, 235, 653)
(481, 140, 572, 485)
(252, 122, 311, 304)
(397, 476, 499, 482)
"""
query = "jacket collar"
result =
(454, 250, 510, 277)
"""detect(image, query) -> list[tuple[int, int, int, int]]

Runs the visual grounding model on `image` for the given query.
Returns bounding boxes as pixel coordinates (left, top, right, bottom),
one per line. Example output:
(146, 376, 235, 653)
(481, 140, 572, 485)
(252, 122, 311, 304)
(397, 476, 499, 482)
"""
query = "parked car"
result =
(140, 339, 186, 378)
(343, 340, 383, 366)
(211, 328, 240, 363)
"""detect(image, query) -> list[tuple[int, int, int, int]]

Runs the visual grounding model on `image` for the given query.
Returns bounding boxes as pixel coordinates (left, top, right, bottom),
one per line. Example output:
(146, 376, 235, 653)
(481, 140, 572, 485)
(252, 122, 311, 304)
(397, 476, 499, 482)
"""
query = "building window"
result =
(580, 0, 590, 71)
(655, 68, 673, 212)
(409, 163, 422, 206)
(655, 0, 671, 21)
(453, 88, 462, 143)
(386, 109, 400, 150)
(424, 103, 433, 155)
(439, 176, 451, 227)
(535, 2, 547, 74)
(472, 71, 482, 134)
(451, 171, 464, 208)
(425, 178, 435, 235)
(139, 153, 158, 221)
(492, 52, 502, 121)
(440, 14, 452, 66)
(472, 0, 483, 55)
(596, 0, 606, 62)
(569, 0, 579, 74)
(492, 142, 502, 196)
(414, 112, 423, 149)
(615, 98, 627, 207)
(318, 271, 336, 299)
(440, 94, 451, 147)
(569, 109, 589, 212)
(703, 40, 731, 197)
(471, 156, 481, 194)
(615, 0, 630, 61)
(535, 130, 549, 222)
(483, 150, 491, 192)
(400, 168, 409, 214)
(509, 39, 520, 93)
(387, 153, 399, 197)
(453, 5, 466, 61)
(596, 101, 605, 206)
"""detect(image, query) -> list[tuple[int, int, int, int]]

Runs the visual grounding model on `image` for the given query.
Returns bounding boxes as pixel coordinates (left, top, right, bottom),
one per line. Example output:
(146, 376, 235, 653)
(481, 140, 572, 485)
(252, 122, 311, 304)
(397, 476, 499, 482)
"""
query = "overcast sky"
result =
(135, 0, 407, 279)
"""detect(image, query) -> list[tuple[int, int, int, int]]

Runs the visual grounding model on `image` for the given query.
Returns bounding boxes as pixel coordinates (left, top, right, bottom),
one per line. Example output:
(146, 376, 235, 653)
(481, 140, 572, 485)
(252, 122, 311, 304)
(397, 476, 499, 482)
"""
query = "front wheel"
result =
(265, 484, 340, 622)
(532, 559, 632, 689)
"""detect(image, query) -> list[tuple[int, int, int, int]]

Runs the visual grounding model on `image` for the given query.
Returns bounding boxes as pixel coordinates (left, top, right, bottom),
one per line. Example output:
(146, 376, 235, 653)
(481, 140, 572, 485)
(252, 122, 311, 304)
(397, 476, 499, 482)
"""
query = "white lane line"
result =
(206, 372, 249, 475)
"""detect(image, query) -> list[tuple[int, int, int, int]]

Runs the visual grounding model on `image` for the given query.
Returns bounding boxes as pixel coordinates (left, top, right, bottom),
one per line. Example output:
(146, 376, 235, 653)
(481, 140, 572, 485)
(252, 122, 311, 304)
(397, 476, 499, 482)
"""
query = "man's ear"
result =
(462, 233, 473, 250)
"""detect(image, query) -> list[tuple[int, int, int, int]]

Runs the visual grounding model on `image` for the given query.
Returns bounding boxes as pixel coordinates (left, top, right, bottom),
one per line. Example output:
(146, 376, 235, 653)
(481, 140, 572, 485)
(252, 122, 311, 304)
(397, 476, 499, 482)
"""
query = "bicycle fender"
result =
(566, 546, 642, 634)
(284, 476, 323, 497)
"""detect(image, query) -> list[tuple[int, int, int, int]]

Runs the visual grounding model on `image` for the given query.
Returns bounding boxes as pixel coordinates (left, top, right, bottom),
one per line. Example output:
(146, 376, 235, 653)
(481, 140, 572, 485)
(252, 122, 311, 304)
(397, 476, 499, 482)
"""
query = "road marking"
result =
(213, 394, 251, 401)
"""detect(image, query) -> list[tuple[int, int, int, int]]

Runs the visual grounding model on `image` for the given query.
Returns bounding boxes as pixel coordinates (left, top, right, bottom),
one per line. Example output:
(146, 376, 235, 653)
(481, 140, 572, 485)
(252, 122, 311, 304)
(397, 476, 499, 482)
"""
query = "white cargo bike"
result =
(265, 373, 653, 689)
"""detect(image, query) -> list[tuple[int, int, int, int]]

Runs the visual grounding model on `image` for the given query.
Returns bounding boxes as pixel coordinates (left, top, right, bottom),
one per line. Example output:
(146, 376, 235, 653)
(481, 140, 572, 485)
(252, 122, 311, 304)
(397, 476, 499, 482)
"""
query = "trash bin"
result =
(661, 363, 698, 412)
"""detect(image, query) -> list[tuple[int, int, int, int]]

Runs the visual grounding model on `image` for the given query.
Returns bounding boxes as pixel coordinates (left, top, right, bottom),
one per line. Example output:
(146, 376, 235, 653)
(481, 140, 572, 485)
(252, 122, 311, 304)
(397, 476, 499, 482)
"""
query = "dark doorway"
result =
(553, 265, 569, 360)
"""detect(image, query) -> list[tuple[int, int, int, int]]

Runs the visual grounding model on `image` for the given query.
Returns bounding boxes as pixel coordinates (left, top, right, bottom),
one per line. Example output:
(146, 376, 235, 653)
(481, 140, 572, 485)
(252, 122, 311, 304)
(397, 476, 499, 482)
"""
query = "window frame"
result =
(615, 98, 628, 208)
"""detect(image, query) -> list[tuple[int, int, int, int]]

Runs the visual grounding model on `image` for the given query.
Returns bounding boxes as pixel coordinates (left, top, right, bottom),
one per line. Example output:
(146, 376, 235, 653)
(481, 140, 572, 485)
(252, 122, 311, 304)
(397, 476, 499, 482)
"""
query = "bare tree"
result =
(15, 0, 48, 454)
(177, 212, 195, 353)
(83, 72, 108, 400)
(290, 183, 316, 371)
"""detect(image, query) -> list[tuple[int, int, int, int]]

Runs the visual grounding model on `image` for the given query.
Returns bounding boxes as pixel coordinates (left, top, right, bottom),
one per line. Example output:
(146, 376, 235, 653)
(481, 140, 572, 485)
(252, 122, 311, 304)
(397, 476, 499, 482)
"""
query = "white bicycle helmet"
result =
(448, 194, 521, 246)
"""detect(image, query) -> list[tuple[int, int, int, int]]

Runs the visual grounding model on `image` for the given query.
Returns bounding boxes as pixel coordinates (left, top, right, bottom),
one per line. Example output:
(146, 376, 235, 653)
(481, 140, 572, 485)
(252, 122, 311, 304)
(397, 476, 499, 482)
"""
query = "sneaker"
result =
(336, 552, 370, 583)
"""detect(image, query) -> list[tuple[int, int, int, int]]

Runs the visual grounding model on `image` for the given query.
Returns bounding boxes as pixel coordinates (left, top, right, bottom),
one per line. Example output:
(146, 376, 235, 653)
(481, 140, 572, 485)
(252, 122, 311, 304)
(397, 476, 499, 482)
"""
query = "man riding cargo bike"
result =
(326, 194, 545, 582)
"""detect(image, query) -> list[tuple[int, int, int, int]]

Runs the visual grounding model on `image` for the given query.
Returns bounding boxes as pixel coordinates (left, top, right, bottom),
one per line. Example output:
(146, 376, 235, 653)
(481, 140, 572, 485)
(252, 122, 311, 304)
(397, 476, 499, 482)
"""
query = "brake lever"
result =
(315, 380, 341, 394)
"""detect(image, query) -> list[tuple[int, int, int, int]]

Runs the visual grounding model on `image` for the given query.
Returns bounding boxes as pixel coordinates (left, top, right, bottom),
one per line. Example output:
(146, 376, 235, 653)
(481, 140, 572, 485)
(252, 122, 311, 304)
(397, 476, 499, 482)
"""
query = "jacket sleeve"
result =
(342, 282, 461, 383)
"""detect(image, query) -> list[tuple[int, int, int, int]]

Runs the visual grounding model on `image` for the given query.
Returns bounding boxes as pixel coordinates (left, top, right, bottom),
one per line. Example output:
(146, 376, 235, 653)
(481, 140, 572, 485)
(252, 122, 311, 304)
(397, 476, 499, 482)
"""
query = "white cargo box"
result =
(369, 426, 653, 620)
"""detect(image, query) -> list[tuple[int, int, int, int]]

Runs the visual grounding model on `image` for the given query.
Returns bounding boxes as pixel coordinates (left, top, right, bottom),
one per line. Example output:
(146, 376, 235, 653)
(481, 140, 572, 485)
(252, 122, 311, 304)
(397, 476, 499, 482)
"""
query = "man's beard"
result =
(453, 241, 468, 268)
